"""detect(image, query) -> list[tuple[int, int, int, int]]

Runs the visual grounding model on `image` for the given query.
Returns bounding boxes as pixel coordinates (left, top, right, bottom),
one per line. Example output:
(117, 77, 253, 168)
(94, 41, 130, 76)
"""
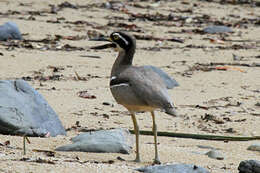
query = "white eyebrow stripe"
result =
(110, 83, 130, 88)
(113, 33, 129, 45)
(111, 76, 116, 81)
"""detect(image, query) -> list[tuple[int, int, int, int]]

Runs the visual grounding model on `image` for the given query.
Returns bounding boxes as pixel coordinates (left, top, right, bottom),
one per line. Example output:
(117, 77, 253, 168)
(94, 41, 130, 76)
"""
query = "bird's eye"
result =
(113, 35, 119, 40)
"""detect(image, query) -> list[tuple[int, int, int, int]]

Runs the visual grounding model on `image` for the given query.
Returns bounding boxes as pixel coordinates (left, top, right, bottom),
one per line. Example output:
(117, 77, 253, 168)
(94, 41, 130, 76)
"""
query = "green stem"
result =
(129, 130, 260, 141)
(23, 136, 26, 155)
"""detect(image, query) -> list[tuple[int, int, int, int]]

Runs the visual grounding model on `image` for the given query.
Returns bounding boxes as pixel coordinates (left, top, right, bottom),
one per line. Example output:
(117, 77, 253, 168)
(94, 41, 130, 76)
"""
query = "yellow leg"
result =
(130, 112, 140, 162)
(151, 111, 161, 164)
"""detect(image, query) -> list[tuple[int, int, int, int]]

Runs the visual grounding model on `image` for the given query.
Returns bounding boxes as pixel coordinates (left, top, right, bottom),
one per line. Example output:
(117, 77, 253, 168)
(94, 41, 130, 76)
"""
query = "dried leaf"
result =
(32, 149, 56, 157)
(209, 38, 226, 44)
(77, 91, 96, 99)
(74, 71, 88, 81)
(215, 66, 245, 72)
(4, 140, 10, 146)
(19, 157, 55, 164)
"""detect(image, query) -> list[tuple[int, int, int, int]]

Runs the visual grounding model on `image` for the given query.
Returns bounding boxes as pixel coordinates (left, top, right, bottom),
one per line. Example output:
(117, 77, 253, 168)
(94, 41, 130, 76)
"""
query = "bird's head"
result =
(91, 31, 136, 52)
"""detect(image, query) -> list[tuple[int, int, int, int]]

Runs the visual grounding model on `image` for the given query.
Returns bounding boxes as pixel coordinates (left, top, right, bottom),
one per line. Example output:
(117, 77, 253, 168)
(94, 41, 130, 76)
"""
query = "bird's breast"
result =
(109, 76, 147, 108)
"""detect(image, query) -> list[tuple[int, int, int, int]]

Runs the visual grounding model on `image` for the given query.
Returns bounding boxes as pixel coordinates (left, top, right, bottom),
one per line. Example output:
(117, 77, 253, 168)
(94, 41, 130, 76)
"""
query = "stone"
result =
(0, 80, 66, 137)
(238, 160, 260, 173)
(205, 150, 225, 160)
(255, 102, 260, 107)
(55, 128, 132, 154)
(203, 25, 233, 34)
(136, 164, 210, 173)
(0, 21, 23, 41)
(197, 145, 218, 150)
(143, 65, 179, 89)
(247, 144, 260, 152)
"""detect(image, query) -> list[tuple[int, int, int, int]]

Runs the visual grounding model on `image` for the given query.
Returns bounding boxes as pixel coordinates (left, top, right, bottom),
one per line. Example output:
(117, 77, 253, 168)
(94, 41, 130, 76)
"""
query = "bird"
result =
(91, 31, 179, 164)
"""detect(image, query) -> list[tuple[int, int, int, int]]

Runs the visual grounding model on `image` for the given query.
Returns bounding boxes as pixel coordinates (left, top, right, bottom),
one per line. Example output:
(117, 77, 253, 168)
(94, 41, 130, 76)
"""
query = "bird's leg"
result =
(151, 111, 161, 164)
(130, 112, 141, 162)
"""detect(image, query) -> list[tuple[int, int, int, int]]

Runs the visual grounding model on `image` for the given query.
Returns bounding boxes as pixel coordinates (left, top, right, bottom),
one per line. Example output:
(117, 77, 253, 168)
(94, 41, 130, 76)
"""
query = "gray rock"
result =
(203, 25, 233, 34)
(197, 145, 218, 150)
(0, 80, 66, 137)
(143, 65, 179, 89)
(205, 150, 224, 160)
(55, 128, 132, 154)
(0, 22, 22, 41)
(255, 102, 260, 107)
(233, 53, 243, 61)
(247, 144, 260, 152)
(238, 160, 260, 173)
(136, 164, 210, 173)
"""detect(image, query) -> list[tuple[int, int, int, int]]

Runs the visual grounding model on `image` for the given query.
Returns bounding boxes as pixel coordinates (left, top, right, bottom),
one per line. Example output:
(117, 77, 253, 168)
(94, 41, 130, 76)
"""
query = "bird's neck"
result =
(111, 48, 135, 76)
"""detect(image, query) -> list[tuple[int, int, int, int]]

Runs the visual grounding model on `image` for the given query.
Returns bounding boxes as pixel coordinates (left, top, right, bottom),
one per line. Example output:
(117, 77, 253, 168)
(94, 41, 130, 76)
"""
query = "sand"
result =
(0, 0, 259, 172)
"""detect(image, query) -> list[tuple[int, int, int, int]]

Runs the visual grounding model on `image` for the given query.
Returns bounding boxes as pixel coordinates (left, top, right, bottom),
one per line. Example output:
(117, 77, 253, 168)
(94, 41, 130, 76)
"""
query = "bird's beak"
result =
(90, 37, 116, 50)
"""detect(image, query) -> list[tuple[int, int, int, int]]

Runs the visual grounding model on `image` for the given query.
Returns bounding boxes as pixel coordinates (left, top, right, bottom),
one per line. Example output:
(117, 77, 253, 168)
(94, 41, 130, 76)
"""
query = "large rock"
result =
(55, 128, 132, 154)
(136, 164, 210, 173)
(0, 80, 66, 137)
(143, 65, 179, 89)
(0, 21, 23, 41)
(238, 160, 260, 173)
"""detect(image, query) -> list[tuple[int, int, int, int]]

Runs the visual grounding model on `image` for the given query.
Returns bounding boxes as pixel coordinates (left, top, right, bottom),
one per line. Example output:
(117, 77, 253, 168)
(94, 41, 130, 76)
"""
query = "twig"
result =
(23, 136, 31, 155)
(197, 62, 259, 67)
(79, 55, 101, 59)
(129, 130, 260, 141)
(74, 71, 82, 80)
(179, 103, 241, 110)
(224, 39, 258, 43)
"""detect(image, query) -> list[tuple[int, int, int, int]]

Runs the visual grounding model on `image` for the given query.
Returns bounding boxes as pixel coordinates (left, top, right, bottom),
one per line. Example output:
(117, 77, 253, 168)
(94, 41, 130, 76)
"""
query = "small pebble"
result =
(233, 53, 243, 61)
(247, 144, 260, 152)
(185, 17, 193, 23)
(197, 145, 218, 150)
(253, 62, 260, 67)
(205, 150, 224, 160)
(203, 25, 233, 34)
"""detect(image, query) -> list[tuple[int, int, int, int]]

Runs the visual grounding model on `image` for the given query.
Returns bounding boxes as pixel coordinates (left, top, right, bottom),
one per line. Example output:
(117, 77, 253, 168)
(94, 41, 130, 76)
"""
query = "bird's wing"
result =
(143, 65, 179, 89)
(119, 67, 175, 110)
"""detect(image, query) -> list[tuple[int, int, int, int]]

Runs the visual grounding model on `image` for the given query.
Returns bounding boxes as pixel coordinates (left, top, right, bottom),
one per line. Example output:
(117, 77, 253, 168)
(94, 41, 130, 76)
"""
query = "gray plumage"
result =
(110, 66, 177, 115)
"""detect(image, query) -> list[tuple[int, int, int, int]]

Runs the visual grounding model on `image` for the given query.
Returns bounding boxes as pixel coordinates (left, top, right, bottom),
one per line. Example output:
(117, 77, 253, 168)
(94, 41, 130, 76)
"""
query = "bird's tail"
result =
(165, 107, 178, 117)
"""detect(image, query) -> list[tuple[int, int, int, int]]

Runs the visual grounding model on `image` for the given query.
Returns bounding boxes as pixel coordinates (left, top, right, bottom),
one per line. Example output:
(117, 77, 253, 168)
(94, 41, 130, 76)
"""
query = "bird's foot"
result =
(153, 158, 161, 165)
(133, 157, 141, 163)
